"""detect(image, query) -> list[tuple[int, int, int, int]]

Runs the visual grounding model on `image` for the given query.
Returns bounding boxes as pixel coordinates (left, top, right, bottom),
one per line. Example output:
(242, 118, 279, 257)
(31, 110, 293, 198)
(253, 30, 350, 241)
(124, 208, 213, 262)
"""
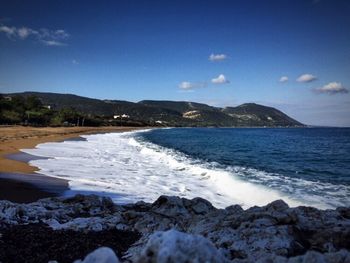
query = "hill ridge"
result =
(3, 91, 304, 127)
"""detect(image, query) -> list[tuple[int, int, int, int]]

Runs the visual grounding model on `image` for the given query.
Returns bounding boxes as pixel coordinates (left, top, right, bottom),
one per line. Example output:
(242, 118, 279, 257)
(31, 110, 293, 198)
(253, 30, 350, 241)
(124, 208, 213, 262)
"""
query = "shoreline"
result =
(0, 125, 145, 174)
(0, 126, 144, 203)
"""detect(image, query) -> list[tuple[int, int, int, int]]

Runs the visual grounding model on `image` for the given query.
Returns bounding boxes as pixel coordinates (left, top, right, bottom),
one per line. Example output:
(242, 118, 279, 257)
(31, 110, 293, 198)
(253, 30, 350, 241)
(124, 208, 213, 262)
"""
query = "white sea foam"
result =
(21, 130, 348, 209)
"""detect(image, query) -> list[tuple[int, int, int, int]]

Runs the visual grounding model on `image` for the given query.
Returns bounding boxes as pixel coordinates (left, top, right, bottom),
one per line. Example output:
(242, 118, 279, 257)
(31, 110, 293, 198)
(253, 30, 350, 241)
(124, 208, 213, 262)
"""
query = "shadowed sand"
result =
(0, 126, 144, 203)
(0, 173, 69, 203)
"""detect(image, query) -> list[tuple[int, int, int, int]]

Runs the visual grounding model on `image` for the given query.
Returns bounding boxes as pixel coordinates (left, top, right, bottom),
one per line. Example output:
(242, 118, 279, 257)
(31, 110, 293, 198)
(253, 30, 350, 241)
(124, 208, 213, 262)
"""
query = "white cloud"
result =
(211, 74, 229, 84)
(209, 53, 227, 61)
(17, 27, 37, 39)
(0, 25, 16, 36)
(42, 40, 66, 46)
(0, 23, 69, 46)
(72, 59, 79, 65)
(297, 74, 317, 83)
(39, 28, 69, 41)
(179, 81, 193, 89)
(315, 82, 348, 94)
(178, 89, 195, 93)
(54, 29, 69, 39)
(178, 81, 206, 90)
(279, 76, 288, 83)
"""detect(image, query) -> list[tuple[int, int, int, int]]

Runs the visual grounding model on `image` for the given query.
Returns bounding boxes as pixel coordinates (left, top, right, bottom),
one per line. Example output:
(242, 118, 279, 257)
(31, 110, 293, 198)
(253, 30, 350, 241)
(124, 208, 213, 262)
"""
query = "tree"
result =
(26, 95, 43, 110)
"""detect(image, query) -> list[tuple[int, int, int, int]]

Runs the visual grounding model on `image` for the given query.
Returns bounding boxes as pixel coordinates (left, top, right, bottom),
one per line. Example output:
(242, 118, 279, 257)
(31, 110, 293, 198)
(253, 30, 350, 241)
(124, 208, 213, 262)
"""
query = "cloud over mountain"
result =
(211, 74, 229, 84)
(179, 81, 194, 89)
(297, 74, 317, 83)
(279, 76, 288, 82)
(209, 54, 227, 61)
(178, 81, 206, 90)
(0, 24, 69, 46)
(315, 82, 348, 94)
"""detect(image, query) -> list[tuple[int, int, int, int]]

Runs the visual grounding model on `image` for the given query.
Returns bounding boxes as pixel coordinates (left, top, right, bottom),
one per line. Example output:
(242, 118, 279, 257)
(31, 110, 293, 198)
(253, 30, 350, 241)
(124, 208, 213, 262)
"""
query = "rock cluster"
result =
(1, 194, 350, 262)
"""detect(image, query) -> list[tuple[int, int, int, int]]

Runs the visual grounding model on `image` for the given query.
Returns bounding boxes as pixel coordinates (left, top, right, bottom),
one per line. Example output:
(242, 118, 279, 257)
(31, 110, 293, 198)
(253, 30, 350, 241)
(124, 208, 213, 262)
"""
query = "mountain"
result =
(3, 92, 304, 127)
(222, 103, 302, 127)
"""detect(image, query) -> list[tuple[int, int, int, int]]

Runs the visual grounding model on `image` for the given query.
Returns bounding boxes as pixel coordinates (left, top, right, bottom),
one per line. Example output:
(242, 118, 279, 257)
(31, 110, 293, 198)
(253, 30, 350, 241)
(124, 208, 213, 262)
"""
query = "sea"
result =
(22, 128, 350, 209)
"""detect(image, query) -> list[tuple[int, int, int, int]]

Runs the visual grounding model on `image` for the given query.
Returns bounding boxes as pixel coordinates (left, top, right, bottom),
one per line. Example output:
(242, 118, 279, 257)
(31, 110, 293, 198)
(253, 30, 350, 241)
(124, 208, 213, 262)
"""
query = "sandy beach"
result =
(0, 126, 142, 203)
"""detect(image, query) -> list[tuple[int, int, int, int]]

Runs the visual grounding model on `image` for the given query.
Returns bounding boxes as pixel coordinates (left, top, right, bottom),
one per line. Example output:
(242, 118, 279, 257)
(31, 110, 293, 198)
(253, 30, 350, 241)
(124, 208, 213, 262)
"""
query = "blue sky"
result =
(0, 0, 349, 126)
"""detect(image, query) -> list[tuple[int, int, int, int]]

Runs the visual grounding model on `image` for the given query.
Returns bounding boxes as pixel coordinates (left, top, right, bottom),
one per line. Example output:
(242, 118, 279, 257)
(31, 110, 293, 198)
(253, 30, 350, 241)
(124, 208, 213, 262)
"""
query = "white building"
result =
(114, 114, 130, 119)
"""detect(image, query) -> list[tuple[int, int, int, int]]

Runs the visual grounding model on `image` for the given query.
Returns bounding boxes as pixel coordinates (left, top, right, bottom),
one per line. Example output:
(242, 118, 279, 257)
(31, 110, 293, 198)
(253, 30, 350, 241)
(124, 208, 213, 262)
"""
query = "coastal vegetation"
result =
(0, 94, 146, 127)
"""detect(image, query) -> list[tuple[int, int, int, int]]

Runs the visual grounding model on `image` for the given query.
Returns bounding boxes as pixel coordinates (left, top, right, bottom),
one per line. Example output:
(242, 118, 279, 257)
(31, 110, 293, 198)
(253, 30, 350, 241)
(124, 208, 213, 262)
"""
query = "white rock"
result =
(73, 247, 119, 263)
(1, 195, 350, 262)
(135, 229, 228, 263)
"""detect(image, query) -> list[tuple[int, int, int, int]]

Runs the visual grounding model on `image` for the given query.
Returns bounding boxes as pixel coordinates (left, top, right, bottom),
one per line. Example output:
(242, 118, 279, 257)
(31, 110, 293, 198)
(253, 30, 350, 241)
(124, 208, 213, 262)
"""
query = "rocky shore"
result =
(1, 194, 349, 263)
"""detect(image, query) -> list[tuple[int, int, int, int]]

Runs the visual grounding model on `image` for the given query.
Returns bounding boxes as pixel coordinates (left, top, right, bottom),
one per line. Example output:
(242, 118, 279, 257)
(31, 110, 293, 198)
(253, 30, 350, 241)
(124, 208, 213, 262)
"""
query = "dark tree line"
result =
(0, 94, 148, 127)
(0, 94, 99, 126)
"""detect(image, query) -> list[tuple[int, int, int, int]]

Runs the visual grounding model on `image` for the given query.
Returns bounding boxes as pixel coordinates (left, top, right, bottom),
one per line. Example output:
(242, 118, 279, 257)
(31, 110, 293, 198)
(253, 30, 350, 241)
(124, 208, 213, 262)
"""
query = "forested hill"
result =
(1, 92, 304, 127)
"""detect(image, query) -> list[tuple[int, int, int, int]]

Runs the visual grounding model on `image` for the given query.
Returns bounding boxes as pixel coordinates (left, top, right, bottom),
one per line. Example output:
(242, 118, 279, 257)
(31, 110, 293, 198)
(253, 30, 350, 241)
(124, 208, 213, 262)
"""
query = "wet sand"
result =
(0, 126, 143, 203)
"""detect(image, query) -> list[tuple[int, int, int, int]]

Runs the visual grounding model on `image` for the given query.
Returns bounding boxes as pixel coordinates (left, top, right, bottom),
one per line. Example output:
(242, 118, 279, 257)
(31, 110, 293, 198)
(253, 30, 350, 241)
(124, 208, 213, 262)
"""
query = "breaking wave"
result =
(22, 129, 349, 209)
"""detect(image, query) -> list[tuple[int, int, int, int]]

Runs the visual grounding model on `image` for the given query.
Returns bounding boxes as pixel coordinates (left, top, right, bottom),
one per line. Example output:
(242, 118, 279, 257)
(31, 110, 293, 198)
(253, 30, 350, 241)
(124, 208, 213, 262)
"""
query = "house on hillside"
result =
(114, 114, 130, 119)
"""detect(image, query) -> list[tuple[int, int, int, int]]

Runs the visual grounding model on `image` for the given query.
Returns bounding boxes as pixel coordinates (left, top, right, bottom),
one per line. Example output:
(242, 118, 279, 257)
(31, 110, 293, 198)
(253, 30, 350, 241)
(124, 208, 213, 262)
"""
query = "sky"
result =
(0, 0, 350, 126)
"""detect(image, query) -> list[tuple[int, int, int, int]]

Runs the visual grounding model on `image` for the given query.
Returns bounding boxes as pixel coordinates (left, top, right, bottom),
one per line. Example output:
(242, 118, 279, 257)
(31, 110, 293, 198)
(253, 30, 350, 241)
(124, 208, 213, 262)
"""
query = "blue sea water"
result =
(137, 128, 350, 207)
